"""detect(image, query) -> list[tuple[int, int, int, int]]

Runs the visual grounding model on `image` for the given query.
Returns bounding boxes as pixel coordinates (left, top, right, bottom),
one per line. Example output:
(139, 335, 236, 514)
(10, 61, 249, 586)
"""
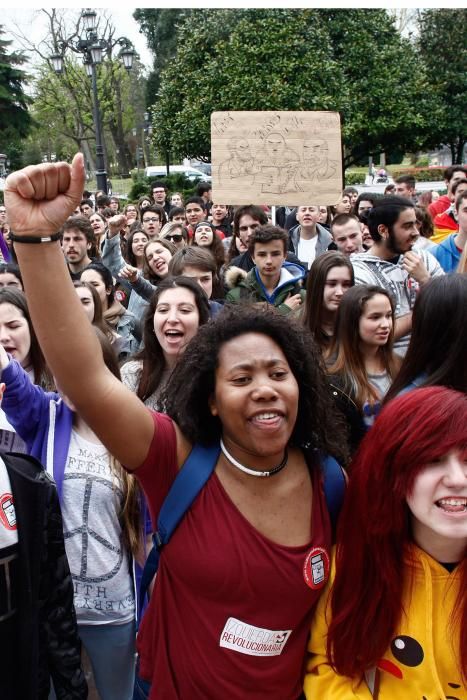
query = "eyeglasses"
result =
(143, 217, 160, 224)
(165, 234, 183, 242)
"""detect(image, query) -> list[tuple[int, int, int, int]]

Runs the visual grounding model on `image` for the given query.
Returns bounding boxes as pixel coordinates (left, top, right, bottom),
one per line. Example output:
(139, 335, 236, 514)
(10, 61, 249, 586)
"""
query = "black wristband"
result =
(9, 231, 62, 244)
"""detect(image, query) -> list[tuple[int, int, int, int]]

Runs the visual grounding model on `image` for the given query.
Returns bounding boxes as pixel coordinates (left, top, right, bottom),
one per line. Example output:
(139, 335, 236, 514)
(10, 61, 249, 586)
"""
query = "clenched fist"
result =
(4, 153, 85, 238)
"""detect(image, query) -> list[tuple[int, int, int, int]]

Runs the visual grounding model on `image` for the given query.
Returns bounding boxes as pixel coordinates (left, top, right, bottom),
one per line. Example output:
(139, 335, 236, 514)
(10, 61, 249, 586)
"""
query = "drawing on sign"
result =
(212, 111, 343, 206)
(218, 137, 257, 187)
(299, 138, 338, 182)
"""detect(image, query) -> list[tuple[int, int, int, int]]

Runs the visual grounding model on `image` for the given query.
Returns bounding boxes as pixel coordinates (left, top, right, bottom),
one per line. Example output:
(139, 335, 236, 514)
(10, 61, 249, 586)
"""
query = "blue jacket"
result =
(429, 234, 461, 273)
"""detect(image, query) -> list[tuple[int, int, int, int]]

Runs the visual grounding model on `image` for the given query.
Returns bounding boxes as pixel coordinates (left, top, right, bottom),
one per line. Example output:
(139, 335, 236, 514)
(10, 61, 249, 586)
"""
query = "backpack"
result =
(139, 444, 345, 612)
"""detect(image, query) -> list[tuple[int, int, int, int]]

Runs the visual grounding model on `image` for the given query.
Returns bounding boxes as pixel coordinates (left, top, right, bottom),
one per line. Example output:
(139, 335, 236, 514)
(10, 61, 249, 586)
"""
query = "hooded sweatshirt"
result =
(304, 545, 464, 699)
(429, 234, 462, 273)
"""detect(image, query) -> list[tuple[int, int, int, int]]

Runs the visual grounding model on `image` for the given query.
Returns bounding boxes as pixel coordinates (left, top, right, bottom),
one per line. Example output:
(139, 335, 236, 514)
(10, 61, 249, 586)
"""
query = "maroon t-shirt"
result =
(135, 411, 332, 699)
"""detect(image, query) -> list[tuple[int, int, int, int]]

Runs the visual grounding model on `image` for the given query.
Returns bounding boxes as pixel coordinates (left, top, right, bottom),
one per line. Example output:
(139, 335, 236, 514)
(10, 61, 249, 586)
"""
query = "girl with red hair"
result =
(304, 386, 467, 698)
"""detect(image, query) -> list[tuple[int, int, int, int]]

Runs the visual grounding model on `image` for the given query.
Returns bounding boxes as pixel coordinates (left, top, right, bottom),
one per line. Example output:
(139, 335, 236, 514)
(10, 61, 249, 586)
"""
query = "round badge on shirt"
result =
(0, 493, 17, 531)
(303, 546, 329, 590)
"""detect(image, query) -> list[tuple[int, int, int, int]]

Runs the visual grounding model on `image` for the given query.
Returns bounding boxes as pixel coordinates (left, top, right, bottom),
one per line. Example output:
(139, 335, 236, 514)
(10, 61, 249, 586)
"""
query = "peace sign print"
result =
(64, 473, 124, 584)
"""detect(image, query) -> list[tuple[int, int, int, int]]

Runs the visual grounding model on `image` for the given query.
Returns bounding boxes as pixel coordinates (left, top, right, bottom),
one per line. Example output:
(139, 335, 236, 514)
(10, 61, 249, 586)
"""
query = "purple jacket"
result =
(1, 358, 150, 619)
(1, 358, 72, 496)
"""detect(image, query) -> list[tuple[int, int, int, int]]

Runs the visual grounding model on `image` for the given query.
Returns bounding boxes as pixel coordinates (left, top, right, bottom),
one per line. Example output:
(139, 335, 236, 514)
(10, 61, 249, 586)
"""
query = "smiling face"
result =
(406, 449, 467, 563)
(385, 207, 419, 255)
(0, 302, 31, 367)
(153, 287, 200, 363)
(194, 224, 214, 246)
(209, 333, 299, 465)
(322, 266, 353, 313)
(211, 204, 228, 224)
(145, 241, 172, 278)
(131, 232, 149, 260)
(358, 293, 393, 349)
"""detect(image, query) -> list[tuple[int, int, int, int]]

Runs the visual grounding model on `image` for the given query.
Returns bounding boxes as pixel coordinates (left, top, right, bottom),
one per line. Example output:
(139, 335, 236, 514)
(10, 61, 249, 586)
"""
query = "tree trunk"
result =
(454, 140, 465, 164)
(450, 143, 456, 164)
(81, 140, 96, 180)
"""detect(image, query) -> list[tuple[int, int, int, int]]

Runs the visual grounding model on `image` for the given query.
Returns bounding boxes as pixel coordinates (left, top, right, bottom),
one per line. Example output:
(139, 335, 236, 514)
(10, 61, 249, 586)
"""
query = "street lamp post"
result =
(49, 8, 136, 194)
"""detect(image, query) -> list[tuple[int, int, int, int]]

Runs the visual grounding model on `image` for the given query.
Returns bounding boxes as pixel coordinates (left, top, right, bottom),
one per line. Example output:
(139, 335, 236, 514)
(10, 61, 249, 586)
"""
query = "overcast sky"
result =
(2, 8, 154, 73)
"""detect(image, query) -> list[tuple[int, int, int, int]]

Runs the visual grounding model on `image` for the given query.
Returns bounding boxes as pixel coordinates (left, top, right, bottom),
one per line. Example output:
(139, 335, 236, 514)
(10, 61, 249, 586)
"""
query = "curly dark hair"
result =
(161, 305, 349, 465)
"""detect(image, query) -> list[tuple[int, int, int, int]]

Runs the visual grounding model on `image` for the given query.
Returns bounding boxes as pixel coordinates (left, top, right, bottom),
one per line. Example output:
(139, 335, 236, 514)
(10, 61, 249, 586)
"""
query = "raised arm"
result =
(4, 155, 154, 469)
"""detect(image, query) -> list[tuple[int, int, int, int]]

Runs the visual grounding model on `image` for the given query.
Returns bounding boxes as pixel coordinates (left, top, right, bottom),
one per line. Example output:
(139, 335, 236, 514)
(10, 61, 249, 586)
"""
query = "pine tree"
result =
(0, 26, 32, 146)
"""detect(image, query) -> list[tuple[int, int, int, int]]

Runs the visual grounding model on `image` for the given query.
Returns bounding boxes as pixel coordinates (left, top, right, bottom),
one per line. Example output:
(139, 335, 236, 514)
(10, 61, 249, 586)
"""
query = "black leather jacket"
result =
(6, 452, 87, 699)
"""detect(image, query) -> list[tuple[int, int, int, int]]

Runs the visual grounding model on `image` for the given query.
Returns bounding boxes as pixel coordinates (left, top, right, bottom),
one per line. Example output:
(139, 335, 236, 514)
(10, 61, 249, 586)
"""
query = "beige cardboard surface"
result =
(211, 111, 343, 206)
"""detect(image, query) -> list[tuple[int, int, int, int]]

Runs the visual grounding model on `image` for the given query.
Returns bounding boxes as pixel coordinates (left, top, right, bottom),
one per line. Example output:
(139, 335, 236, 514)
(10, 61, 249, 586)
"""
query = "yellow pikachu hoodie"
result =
(304, 545, 465, 699)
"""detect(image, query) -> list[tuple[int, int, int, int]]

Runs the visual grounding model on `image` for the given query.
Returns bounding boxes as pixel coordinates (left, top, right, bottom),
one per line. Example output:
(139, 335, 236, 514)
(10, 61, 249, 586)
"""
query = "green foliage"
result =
(0, 26, 32, 167)
(149, 9, 439, 168)
(0, 28, 32, 136)
(133, 9, 192, 107)
(128, 171, 198, 202)
(31, 52, 145, 175)
(321, 10, 434, 167)
(153, 9, 347, 161)
(417, 9, 467, 163)
(391, 167, 445, 181)
(415, 155, 430, 168)
(344, 172, 365, 186)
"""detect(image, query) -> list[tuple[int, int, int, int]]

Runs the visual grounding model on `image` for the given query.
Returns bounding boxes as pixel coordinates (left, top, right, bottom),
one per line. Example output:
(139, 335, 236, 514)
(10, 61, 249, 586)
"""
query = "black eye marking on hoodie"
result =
(390, 635, 424, 667)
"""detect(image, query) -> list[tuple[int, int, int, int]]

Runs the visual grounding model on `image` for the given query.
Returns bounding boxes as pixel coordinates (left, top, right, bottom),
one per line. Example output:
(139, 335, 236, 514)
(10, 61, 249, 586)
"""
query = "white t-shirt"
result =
(61, 430, 134, 625)
(297, 236, 318, 269)
(0, 457, 18, 623)
(0, 411, 27, 454)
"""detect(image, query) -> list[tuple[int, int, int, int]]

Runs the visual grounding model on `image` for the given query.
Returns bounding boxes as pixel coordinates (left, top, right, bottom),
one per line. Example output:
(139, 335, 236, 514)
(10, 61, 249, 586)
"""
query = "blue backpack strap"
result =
(320, 453, 346, 539)
(138, 443, 220, 618)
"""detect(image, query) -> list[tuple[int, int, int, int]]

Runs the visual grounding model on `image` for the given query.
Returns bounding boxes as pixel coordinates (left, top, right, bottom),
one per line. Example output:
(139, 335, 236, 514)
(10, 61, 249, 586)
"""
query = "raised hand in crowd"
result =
(4, 154, 85, 237)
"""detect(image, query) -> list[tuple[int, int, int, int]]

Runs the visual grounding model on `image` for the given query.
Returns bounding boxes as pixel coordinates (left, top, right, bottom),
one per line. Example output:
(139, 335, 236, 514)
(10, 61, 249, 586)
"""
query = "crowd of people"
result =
(0, 154, 465, 699)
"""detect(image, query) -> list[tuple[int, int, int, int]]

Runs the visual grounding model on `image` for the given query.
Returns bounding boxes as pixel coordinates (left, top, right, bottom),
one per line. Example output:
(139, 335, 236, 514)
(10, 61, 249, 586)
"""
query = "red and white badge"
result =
(0, 493, 16, 530)
(303, 546, 329, 590)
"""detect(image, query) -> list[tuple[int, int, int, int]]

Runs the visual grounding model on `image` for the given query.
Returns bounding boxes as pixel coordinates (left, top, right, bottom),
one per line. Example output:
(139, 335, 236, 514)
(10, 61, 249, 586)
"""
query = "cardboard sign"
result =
(211, 111, 343, 206)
